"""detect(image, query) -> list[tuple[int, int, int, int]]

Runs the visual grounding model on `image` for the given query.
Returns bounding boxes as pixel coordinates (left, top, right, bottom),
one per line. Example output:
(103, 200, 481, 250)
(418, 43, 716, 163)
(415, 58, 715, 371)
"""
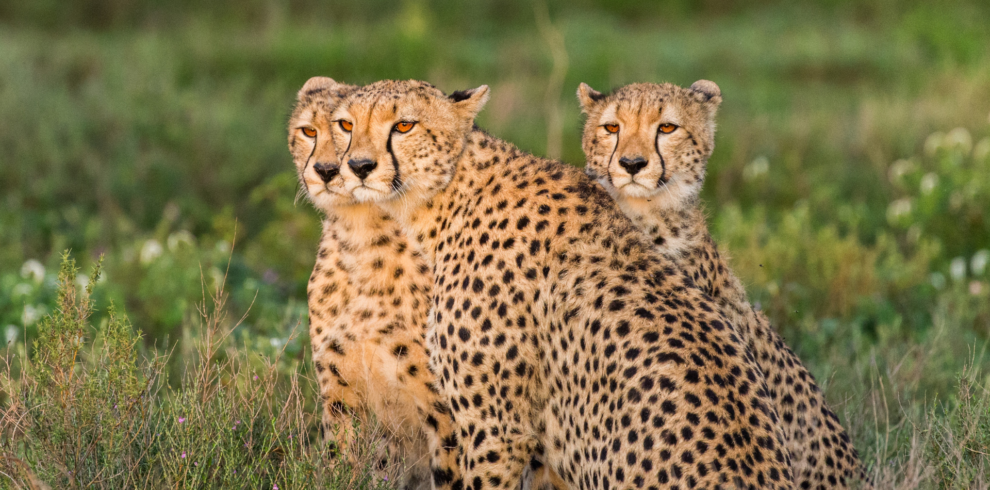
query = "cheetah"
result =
(577, 79, 871, 489)
(330, 79, 793, 490)
(289, 76, 445, 489)
(290, 77, 565, 490)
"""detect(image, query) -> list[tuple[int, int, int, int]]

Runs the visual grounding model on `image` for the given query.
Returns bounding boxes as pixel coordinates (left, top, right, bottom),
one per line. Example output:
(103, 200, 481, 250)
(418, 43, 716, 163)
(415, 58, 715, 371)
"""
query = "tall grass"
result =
(1, 253, 397, 489)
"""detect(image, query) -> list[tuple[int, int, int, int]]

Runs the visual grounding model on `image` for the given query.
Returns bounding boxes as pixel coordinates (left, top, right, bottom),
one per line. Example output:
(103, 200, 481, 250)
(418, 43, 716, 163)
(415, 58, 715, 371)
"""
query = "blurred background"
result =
(1, 0, 989, 480)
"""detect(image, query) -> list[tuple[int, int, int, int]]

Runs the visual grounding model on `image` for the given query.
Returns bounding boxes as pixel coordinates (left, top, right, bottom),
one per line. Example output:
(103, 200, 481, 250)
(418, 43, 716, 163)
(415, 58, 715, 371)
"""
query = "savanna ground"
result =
(1, 1, 989, 488)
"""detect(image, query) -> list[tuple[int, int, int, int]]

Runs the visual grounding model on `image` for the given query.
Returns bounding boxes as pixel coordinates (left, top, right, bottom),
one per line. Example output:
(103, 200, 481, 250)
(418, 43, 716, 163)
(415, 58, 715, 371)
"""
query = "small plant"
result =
(1, 252, 400, 489)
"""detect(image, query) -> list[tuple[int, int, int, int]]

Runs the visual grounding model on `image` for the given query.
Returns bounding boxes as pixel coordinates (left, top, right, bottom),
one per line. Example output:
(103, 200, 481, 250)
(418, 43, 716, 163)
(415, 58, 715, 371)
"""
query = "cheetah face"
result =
(288, 77, 360, 211)
(578, 80, 721, 208)
(329, 80, 490, 206)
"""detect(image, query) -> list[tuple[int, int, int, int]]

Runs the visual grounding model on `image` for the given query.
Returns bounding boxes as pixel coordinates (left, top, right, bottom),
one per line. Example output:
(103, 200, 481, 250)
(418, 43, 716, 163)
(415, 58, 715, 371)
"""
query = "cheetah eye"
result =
(603, 124, 619, 134)
(339, 120, 353, 132)
(659, 123, 678, 134)
(301, 127, 317, 138)
(394, 121, 416, 133)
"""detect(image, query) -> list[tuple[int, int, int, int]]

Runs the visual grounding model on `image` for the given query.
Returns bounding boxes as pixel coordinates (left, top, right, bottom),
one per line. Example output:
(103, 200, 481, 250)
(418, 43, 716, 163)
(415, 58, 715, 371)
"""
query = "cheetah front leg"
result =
(427, 319, 536, 490)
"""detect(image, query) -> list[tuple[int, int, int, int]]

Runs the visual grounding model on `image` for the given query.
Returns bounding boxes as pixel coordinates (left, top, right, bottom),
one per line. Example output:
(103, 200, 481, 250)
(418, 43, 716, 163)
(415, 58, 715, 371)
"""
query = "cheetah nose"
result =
(348, 158, 378, 180)
(619, 156, 648, 176)
(313, 163, 339, 183)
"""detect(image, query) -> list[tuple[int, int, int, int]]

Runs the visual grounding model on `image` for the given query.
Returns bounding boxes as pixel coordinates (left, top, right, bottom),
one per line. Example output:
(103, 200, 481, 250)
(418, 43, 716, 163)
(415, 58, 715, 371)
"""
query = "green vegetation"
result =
(2, 0, 989, 487)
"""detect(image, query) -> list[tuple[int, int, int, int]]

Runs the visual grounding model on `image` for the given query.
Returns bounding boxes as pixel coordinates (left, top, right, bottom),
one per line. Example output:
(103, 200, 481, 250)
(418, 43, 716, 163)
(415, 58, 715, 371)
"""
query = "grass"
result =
(2, 254, 400, 488)
(1, 0, 989, 487)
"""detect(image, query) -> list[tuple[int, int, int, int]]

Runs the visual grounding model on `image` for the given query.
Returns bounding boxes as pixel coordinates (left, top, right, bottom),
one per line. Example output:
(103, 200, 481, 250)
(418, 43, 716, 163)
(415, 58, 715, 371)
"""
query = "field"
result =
(2, 0, 990, 487)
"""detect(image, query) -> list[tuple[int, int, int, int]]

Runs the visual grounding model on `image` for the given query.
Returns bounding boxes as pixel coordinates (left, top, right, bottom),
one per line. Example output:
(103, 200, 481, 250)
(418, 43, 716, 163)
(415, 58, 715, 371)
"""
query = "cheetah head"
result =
(288, 76, 359, 211)
(578, 80, 721, 208)
(329, 79, 490, 206)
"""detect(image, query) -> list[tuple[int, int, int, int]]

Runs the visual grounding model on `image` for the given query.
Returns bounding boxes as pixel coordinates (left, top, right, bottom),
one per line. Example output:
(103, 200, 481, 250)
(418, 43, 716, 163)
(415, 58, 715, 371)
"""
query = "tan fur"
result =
(289, 77, 450, 490)
(332, 80, 793, 490)
(579, 80, 872, 489)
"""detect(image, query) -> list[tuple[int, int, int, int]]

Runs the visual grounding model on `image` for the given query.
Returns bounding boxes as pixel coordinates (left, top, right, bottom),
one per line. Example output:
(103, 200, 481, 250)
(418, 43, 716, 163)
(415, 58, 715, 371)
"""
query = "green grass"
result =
(2, 0, 990, 487)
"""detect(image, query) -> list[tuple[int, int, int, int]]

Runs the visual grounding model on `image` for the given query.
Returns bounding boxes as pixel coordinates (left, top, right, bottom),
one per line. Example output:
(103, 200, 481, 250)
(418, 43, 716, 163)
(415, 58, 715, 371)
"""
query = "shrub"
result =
(1, 252, 398, 489)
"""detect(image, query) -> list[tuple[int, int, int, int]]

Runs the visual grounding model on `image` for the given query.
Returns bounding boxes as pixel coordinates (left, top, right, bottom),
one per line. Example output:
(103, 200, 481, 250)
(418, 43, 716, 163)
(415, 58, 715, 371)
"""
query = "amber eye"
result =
(339, 120, 353, 132)
(603, 124, 619, 133)
(301, 127, 317, 138)
(659, 123, 678, 134)
(394, 121, 416, 133)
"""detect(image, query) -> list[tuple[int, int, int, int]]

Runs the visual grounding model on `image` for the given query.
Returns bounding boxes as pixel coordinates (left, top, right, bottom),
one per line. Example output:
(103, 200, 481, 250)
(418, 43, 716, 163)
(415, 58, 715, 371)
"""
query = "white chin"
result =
(352, 186, 389, 203)
(618, 182, 660, 199)
(308, 189, 348, 209)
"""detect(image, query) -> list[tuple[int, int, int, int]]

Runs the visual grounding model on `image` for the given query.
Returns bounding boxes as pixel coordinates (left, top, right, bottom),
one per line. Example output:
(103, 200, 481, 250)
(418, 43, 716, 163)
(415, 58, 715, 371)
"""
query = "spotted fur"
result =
(290, 77, 562, 490)
(289, 76, 446, 490)
(332, 79, 793, 490)
(578, 80, 871, 489)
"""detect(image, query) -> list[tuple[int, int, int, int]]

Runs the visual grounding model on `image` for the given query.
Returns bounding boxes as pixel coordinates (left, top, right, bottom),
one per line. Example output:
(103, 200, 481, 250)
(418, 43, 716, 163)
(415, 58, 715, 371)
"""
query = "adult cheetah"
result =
(289, 76, 445, 489)
(290, 77, 565, 490)
(330, 79, 793, 490)
(578, 80, 871, 489)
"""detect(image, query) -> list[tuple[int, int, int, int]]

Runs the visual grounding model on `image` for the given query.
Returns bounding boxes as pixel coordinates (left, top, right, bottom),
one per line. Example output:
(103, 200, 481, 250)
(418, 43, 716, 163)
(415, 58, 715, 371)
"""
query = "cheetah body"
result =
(578, 80, 870, 489)
(289, 77, 444, 489)
(331, 80, 793, 490)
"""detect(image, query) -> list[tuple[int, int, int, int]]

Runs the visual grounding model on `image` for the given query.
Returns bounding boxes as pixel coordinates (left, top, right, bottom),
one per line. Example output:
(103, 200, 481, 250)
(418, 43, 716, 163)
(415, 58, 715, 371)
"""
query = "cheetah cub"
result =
(289, 76, 444, 490)
(332, 79, 793, 490)
(578, 80, 871, 489)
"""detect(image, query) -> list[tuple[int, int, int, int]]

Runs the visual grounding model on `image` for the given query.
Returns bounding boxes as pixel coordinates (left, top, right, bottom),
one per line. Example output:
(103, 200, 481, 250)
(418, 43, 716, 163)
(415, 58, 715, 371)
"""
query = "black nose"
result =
(348, 158, 378, 180)
(619, 156, 648, 176)
(313, 163, 339, 183)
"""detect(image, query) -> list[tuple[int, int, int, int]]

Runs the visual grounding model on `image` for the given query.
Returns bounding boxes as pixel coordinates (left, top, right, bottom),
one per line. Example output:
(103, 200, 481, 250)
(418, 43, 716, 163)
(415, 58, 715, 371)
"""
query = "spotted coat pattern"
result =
(289, 77, 447, 490)
(578, 80, 871, 489)
(331, 80, 794, 490)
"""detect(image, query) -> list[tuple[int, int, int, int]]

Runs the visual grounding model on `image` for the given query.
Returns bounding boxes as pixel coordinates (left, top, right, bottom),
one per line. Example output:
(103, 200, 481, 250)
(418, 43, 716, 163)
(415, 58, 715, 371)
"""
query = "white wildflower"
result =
(140, 239, 164, 264)
(21, 304, 43, 327)
(887, 159, 914, 185)
(743, 156, 769, 181)
(76, 274, 90, 290)
(924, 132, 945, 156)
(167, 230, 196, 251)
(944, 127, 972, 155)
(919, 173, 938, 195)
(972, 250, 989, 276)
(886, 198, 912, 224)
(20, 259, 45, 284)
(950, 257, 967, 282)
(12, 283, 33, 298)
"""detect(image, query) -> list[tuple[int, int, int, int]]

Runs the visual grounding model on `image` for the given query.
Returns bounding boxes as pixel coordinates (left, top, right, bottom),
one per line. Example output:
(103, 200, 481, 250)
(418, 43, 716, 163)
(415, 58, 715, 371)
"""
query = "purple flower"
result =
(181, 451, 186, 459)
(253, 375, 259, 381)
(178, 417, 186, 424)
(274, 485, 279, 490)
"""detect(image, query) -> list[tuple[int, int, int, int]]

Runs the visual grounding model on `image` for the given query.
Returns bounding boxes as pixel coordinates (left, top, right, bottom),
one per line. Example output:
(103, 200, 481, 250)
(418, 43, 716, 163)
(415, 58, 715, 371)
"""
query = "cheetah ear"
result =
(297, 76, 343, 100)
(577, 83, 605, 113)
(450, 85, 491, 119)
(689, 80, 722, 109)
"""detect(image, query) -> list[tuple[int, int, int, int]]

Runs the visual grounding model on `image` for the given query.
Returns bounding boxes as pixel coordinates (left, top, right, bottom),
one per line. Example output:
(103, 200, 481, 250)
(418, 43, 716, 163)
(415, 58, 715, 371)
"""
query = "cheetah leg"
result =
(519, 459, 568, 490)
(321, 398, 359, 455)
